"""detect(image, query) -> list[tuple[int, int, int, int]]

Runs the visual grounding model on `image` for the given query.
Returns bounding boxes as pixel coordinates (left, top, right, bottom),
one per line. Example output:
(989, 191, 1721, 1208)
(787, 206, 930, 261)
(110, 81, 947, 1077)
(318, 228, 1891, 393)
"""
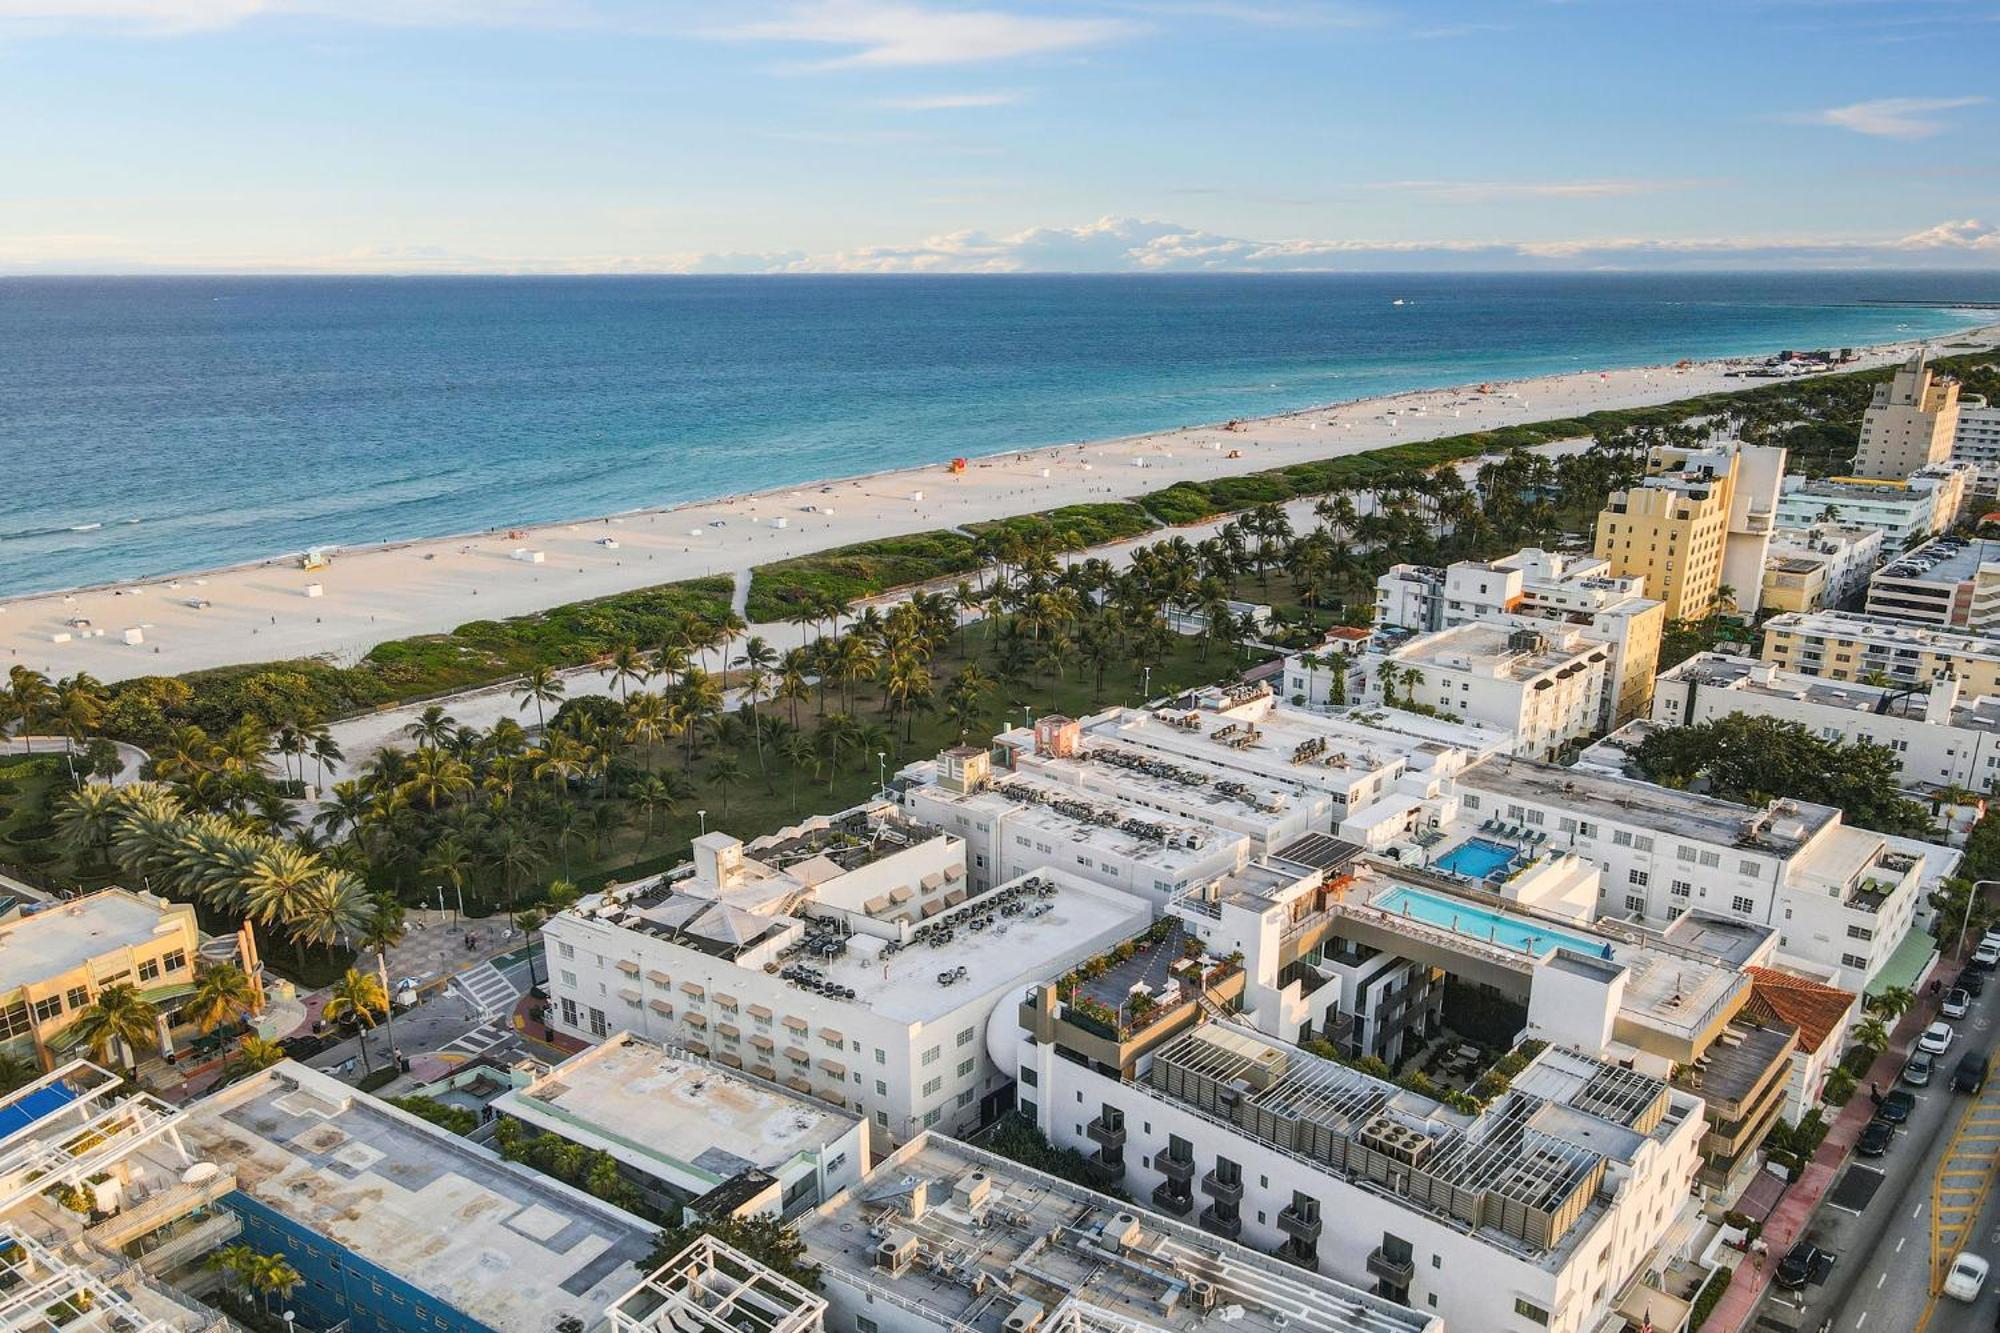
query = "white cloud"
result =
(712, 1, 1135, 67)
(1893, 218, 2000, 251)
(876, 90, 1021, 109)
(1797, 95, 1988, 138)
(1366, 178, 1701, 203)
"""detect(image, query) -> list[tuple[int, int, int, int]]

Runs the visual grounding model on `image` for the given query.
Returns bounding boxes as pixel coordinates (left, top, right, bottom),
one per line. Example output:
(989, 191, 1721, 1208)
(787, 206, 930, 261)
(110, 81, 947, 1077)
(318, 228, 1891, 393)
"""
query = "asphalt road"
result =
(307, 954, 537, 1082)
(1760, 976, 2000, 1333)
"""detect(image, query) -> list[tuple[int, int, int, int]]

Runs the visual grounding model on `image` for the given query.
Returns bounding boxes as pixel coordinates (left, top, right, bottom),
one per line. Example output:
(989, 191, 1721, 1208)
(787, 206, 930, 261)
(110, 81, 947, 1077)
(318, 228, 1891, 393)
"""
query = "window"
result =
(1698, 850, 1720, 868)
(1671, 880, 1692, 898)
(65, 986, 88, 1011)
(857, 1315, 880, 1333)
(923, 1076, 942, 1097)
(1633, 836, 1654, 853)
(874, 1048, 886, 1065)
(1525, 810, 1545, 826)
(0, 1003, 27, 1040)
(1625, 894, 1647, 914)
(1739, 859, 1761, 877)
(32, 997, 62, 1023)
(161, 950, 187, 972)
(957, 1026, 976, 1047)
(560, 997, 578, 1026)
(1842, 952, 1870, 969)
(1731, 895, 1755, 914)
(1462, 794, 1482, 810)
(1612, 830, 1633, 847)
(1558, 817, 1577, 834)
(922, 1045, 941, 1067)
(588, 1007, 608, 1037)
(1020, 1067, 1038, 1087)
(1514, 1298, 1551, 1326)
(922, 1107, 942, 1128)
(957, 1089, 975, 1108)
(957, 1058, 976, 1078)
(137, 958, 161, 983)
(1847, 924, 1874, 941)
(1579, 821, 1598, 839)
(560, 970, 577, 988)
(876, 1080, 887, 1096)
(1628, 869, 1649, 886)
(558, 942, 575, 959)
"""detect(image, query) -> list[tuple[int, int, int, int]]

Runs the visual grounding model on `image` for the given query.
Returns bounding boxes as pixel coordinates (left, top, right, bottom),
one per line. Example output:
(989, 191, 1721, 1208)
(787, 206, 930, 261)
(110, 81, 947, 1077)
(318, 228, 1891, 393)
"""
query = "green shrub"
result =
(744, 532, 981, 622)
(388, 1095, 478, 1136)
(968, 502, 1157, 548)
(1688, 1263, 1734, 1331)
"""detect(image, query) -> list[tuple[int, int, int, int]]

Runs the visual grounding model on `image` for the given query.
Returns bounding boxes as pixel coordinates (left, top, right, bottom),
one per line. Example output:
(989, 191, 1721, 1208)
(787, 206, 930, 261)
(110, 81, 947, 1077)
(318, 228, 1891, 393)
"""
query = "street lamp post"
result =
(1142, 665, 1152, 701)
(877, 751, 887, 798)
(697, 809, 707, 838)
(1954, 879, 2000, 957)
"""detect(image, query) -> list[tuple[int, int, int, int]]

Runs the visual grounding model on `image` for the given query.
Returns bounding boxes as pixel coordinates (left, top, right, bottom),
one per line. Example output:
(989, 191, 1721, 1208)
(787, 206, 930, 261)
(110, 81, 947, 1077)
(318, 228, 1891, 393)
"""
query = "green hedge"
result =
(967, 502, 1158, 549)
(743, 531, 982, 622)
(101, 575, 734, 742)
(1688, 1263, 1734, 1331)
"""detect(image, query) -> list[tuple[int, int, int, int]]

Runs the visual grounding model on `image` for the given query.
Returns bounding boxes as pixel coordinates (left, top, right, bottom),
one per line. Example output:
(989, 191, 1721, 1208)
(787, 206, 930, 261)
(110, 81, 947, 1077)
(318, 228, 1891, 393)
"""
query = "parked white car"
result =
(1920, 1021, 1957, 1055)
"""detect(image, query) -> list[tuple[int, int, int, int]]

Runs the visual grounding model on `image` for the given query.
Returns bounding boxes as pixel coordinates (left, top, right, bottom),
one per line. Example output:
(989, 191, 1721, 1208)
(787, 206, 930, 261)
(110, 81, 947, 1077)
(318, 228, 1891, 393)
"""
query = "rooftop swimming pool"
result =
(1373, 885, 1611, 959)
(1433, 837, 1520, 881)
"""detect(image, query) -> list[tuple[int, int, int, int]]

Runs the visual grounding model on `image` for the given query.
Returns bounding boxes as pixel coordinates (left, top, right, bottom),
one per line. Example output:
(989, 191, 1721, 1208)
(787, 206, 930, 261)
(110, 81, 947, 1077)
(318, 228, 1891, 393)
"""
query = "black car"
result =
(1856, 1118, 1895, 1157)
(1776, 1241, 1831, 1291)
(1961, 970, 1988, 997)
(1876, 1089, 1917, 1123)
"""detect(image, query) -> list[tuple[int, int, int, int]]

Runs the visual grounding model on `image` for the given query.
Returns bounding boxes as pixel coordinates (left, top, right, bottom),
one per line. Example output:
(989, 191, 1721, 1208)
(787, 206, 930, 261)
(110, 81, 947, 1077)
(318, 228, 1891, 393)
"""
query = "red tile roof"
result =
(1743, 967, 1857, 1054)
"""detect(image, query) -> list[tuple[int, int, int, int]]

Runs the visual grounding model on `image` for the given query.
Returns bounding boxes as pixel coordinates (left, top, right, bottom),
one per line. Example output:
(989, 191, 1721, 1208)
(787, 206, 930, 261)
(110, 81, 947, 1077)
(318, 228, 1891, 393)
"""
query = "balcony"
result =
(1367, 1247, 1416, 1284)
(1199, 1204, 1243, 1241)
(1200, 1169, 1243, 1205)
(1277, 1204, 1323, 1244)
(1086, 1116, 1126, 1150)
(1156, 1152, 1196, 1184)
(1151, 1182, 1194, 1216)
(1084, 1149, 1124, 1187)
(1276, 1237, 1318, 1270)
(127, 1208, 242, 1274)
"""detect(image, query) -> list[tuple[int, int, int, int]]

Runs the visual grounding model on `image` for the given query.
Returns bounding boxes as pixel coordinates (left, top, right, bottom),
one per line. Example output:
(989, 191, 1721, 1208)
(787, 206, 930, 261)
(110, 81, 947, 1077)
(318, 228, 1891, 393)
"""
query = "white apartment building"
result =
(1852, 349, 1962, 480)
(1369, 547, 1666, 726)
(1354, 622, 1611, 760)
(1001, 1009, 1705, 1333)
(896, 744, 1253, 905)
(1951, 393, 2000, 494)
(541, 804, 1154, 1150)
(1007, 686, 1510, 830)
(797, 1132, 1439, 1333)
(1761, 522, 1884, 614)
(1773, 465, 1971, 547)
(1654, 653, 2000, 798)
(1762, 609, 2000, 697)
(1866, 534, 2000, 631)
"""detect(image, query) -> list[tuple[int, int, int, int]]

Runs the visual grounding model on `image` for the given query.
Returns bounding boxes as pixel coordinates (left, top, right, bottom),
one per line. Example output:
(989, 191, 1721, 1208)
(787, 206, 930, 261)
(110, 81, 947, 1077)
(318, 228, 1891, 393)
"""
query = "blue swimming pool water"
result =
(1375, 886, 1609, 958)
(1433, 838, 1520, 880)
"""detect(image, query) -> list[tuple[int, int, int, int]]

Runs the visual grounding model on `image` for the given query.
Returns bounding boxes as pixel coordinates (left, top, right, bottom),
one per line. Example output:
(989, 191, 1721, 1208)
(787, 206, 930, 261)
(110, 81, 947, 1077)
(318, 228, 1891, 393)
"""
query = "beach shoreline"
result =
(4, 323, 1996, 686)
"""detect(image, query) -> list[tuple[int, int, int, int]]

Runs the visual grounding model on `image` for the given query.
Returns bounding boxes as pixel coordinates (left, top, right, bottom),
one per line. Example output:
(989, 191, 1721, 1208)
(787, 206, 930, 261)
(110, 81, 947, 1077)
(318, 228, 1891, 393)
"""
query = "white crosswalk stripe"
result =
(439, 1022, 510, 1058)
(450, 961, 520, 1021)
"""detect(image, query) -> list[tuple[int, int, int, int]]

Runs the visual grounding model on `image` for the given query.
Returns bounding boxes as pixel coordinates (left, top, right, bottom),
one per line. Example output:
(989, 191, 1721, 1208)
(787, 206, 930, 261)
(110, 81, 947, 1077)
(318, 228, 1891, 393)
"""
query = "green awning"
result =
(1867, 929, 1939, 999)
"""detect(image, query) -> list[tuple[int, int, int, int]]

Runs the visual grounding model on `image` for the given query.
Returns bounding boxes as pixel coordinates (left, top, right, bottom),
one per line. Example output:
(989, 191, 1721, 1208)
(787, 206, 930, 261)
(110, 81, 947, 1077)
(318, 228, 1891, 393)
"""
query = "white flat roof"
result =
(0, 890, 183, 990)
(495, 1034, 858, 1188)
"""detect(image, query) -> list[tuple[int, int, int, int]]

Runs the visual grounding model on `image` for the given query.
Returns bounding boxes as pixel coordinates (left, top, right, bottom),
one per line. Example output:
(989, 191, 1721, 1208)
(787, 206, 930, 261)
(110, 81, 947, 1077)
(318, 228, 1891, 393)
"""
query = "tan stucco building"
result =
(1853, 351, 1961, 481)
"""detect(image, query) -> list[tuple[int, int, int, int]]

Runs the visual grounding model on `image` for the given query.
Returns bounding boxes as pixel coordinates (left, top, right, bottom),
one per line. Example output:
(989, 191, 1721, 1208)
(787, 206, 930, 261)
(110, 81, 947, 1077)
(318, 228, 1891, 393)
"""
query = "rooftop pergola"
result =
(606, 1237, 825, 1333)
(0, 1061, 189, 1216)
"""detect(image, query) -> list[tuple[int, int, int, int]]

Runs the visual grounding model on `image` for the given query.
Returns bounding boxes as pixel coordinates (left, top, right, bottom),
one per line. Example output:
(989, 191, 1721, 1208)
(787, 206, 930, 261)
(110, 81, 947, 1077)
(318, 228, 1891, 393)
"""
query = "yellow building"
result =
(1594, 440, 1787, 623)
(0, 887, 257, 1073)
(1853, 351, 1961, 481)
(1760, 609, 2000, 697)
(1761, 555, 1829, 615)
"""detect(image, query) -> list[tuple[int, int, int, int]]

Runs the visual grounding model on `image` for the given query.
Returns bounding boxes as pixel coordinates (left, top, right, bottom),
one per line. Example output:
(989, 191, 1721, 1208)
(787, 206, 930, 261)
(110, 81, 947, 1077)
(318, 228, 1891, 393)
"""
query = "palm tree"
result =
(0, 1051, 37, 1093)
(288, 870, 372, 959)
(1852, 1014, 1891, 1055)
(4, 667, 53, 751)
(246, 1252, 303, 1315)
(515, 664, 565, 732)
(185, 962, 260, 1035)
(1867, 985, 1915, 1022)
(607, 644, 649, 700)
(55, 783, 123, 865)
(309, 728, 343, 791)
(422, 837, 472, 911)
(234, 1034, 286, 1075)
(245, 844, 320, 955)
(355, 898, 407, 1058)
(778, 730, 818, 812)
(322, 968, 389, 1073)
(705, 754, 747, 815)
(70, 983, 160, 1074)
(404, 704, 457, 749)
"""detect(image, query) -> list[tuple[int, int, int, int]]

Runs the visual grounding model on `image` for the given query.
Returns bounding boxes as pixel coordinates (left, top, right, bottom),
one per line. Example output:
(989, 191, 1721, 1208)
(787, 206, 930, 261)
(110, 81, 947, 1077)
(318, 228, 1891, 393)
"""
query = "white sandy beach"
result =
(4, 327, 1995, 687)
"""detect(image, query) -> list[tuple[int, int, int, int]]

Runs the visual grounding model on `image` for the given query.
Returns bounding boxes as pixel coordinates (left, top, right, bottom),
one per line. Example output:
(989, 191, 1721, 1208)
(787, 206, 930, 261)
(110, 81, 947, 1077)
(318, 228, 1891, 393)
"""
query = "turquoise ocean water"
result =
(1, 272, 1996, 597)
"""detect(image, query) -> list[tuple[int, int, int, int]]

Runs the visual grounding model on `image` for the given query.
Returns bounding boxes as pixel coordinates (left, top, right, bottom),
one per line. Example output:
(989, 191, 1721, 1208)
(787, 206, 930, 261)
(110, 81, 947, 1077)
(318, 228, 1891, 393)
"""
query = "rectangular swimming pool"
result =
(1433, 837, 1520, 881)
(1373, 885, 1610, 959)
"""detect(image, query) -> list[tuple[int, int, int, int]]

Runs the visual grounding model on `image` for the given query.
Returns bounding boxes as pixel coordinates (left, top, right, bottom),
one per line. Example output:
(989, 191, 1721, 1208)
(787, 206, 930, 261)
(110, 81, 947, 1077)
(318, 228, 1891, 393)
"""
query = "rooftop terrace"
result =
(800, 1132, 1436, 1333)
(1457, 755, 1838, 857)
(494, 1033, 860, 1197)
(177, 1063, 655, 1333)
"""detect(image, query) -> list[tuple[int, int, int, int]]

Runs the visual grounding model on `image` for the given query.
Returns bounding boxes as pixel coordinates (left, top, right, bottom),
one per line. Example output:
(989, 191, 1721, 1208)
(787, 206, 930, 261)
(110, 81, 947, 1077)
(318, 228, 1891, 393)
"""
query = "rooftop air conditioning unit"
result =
(1189, 1279, 1218, 1311)
(1003, 1300, 1046, 1333)
(953, 1170, 992, 1212)
(1105, 1211, 1143, 1251)
(875, 1234, 919, 1276)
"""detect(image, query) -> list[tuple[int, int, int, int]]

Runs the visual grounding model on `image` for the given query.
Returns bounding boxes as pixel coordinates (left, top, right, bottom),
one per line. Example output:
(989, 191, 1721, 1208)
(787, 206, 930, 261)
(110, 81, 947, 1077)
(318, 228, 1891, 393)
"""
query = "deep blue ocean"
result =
(2, 272, 1997, 598)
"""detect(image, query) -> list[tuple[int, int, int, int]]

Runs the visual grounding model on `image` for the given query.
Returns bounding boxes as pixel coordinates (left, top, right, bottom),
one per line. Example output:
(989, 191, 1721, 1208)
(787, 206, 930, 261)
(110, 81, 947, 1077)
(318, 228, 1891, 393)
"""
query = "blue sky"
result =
(2, 0, 1996, 272)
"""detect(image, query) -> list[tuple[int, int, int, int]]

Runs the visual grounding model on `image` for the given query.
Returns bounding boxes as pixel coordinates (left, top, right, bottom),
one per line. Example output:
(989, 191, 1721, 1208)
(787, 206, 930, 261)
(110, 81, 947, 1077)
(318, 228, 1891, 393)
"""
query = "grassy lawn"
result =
(562, 627, 1272, 891)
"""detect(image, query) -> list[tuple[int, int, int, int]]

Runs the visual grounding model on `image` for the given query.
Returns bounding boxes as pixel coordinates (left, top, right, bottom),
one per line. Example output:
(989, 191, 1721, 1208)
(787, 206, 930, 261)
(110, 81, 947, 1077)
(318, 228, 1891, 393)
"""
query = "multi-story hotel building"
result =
(1852, 350, 1962, 480)
(1773, 466, 1972, 548)
(1761, 609, 2000, 696)
(1865, 534, 2000, 631)
(1594, 439, 1786, 622)
(541, 804, 1153, 1150)
(1353, 622, 1612, 760)
(1760, 522, 1884, 614)
(1951, 392, 2000, 494)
